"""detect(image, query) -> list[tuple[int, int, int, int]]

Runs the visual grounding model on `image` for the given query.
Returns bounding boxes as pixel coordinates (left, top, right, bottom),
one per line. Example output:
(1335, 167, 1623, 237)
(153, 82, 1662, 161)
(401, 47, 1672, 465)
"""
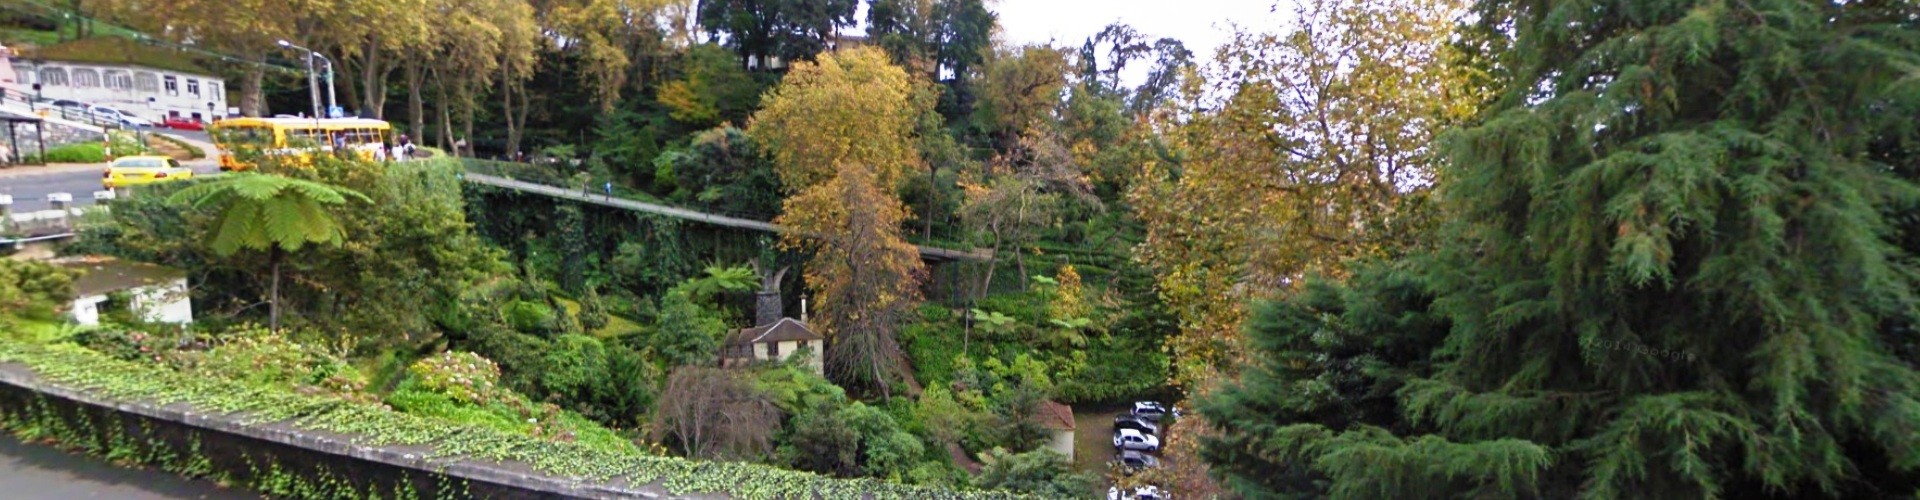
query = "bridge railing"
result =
(457, 158, 784, 223)
(455, 158, 991, 260)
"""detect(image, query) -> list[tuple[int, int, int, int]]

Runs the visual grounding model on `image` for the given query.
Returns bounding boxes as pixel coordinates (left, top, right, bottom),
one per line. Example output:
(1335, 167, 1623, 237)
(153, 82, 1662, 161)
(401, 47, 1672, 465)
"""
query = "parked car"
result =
(1113, 428, 1161, 452)
(1132, 485, 1166, 500)
(161, 116, 205, 131)
(1114, 450, 1161, 474)
(1114, 414, 1161, 435)
(50, 99, 87, 110)
(1132, 401, 1172, 421)
(91, 107, 151, 127)
(103, 156, 193, 189)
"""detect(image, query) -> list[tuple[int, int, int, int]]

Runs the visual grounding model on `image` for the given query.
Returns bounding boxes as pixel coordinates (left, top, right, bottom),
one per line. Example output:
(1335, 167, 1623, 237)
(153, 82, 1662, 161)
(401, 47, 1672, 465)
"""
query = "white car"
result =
(1114, 428, 1161, 452)
(1109, 486, 1166, 500)
(90, 107, 151, 127)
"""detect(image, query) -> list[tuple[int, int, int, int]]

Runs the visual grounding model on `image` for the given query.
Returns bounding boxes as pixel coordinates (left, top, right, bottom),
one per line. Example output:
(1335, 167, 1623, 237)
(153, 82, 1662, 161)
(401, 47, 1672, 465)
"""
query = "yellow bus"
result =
(209, 117, 393, 171)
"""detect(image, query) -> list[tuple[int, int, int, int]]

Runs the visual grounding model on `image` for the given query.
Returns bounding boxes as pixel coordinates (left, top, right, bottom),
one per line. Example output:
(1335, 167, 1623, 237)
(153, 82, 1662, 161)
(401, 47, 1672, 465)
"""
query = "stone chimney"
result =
(755, 291, 781, 327)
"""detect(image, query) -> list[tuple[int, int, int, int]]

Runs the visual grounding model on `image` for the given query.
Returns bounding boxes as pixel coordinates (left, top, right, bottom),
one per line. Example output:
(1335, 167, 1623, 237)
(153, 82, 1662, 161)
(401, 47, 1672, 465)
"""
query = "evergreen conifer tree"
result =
(1202, 1, 1920, 498)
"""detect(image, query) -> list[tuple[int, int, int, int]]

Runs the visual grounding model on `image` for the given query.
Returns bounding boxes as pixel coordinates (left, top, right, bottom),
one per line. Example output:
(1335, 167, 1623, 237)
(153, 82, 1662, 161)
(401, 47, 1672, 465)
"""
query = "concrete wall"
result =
(69, 294, 104, 326)
(68, 280, 192, 326)
(1048, 430, 1075, 461)
(130, 278, 191, 324)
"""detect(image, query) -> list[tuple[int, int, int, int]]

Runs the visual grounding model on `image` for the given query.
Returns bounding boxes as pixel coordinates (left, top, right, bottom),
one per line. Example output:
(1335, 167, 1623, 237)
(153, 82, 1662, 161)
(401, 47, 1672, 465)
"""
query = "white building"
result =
(720, 317, 825, 374)
(54, 256, 193, 326)
(1, 43, 228, 124)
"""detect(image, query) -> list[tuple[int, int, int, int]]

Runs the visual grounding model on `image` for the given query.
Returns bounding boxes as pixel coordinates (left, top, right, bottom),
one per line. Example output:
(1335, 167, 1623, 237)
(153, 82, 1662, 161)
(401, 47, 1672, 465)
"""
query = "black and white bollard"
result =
(0, 194, 12, 220)
(93, 190, 116, 206)
(47, 192, 71, 212)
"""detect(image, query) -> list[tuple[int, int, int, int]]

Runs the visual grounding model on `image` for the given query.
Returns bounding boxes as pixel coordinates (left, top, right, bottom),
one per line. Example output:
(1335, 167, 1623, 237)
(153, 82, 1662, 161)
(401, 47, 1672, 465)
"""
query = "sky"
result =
(991, 0, 1290, 61)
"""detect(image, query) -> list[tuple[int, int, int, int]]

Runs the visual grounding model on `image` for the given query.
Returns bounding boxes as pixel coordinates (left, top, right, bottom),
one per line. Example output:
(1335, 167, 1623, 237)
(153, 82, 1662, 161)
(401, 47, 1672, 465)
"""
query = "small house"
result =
(53, 256, 191, 326)
(1035, 400, 1076, 460)
(721, 317, 824, 373)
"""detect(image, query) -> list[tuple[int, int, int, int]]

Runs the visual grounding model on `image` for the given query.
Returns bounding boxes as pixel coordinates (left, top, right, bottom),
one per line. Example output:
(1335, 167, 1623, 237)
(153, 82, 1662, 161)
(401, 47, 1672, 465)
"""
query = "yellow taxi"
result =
(103, 155, 194, 189)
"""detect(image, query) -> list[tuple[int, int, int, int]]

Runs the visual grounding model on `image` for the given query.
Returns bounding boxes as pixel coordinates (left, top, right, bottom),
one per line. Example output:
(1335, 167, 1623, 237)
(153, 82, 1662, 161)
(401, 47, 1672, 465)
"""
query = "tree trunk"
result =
(405, 57, 424, 139)
(501, 76, 516, 156)
(924, 166, 936, 239)
(240, 64, 266, 117)
(461, 86, 475, 158)
(269, 246, 283, 332)
(360, 36, 385, 119)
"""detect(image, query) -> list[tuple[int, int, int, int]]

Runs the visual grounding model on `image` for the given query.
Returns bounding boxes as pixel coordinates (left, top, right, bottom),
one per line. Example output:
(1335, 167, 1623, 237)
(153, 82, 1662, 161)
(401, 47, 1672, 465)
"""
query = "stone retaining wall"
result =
(0, 363, 674, 499)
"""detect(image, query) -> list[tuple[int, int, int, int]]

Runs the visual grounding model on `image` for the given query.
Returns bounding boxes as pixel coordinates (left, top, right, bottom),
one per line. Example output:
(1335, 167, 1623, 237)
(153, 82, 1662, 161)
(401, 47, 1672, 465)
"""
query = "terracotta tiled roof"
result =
(1034, 400, 1075, 431)
(725, 317, 823, 346)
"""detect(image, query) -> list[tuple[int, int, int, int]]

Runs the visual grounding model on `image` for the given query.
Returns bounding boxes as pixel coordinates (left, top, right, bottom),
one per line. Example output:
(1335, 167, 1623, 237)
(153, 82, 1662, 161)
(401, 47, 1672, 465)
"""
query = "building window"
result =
(186, 79, 199, 97)
(103, 70, 132, 90)
(206, 82, 219, 98)
(765, 342, 779, 357)
(163, 76, 178, 96)
(71, 69, 99, 88)
(134, 72, 158, 92)
(38, 68, 67, 86)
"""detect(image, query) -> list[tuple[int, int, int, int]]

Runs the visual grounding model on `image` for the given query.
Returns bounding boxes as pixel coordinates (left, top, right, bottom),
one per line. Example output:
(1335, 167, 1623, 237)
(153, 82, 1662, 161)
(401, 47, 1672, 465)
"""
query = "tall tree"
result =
(750, 47, 928, 398)
(1203, 0, 1920, 498)
(698, 0, 857, 70)
(169, 173, 368, 331)
(1131, 0, 1479, 389)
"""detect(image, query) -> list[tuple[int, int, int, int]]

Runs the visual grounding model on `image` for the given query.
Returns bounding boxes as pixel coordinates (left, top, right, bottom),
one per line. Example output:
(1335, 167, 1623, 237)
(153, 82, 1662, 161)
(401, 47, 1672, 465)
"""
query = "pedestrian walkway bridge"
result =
(458, 171, 991, 262)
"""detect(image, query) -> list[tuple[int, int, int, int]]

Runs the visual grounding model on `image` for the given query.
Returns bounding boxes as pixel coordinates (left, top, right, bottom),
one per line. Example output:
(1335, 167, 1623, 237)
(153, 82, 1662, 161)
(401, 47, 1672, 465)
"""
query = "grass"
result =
(19, 36, 213, 76)
(553, 297, 647, 339)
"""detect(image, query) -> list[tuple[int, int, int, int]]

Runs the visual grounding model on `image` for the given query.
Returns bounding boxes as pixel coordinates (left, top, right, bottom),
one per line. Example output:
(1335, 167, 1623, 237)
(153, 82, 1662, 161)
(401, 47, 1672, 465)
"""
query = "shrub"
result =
(41, 142, 106, 163)
(405, 351, 505, 404)
(504, 299, 556, 333)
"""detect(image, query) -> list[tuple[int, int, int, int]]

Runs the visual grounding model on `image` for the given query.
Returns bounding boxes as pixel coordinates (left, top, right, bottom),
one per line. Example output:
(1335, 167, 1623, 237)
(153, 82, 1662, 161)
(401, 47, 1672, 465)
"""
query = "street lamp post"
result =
(276, 40, 335, 118)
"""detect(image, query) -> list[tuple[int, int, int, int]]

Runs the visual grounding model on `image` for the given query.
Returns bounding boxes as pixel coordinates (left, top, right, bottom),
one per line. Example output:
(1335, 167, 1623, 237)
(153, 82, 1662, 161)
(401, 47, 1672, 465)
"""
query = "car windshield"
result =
(115, 158, 166, 168)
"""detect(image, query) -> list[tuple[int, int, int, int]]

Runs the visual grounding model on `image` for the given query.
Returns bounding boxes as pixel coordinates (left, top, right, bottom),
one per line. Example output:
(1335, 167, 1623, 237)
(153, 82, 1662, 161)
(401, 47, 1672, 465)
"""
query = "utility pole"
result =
(278, 40, 322, 119)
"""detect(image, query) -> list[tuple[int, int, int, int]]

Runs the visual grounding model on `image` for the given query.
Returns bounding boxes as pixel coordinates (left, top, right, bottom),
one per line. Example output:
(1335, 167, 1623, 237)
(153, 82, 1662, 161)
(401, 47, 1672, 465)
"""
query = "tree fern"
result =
(170, 173, 367, 330)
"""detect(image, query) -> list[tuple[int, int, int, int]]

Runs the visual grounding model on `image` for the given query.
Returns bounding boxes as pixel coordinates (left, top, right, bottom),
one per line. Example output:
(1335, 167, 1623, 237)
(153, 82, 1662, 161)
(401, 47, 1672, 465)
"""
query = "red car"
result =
(161, 116, 204, 131)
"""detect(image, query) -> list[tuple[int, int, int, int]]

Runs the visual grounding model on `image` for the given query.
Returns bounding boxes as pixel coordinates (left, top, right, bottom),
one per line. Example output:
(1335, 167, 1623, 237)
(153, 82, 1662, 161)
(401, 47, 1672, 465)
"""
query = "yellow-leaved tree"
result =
(1128, 1, 1488, 495)
(750, 46, 929, 399)
(1132, 0, 1482, 391)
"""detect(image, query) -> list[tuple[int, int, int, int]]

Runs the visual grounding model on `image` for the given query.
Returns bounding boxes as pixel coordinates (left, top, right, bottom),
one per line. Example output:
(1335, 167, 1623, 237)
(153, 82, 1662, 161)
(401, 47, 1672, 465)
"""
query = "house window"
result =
(103, 70, 132, 90)
(206, 82, 219, 98)
(71, 69, 99, 88)
(186, 79, 199, 97)
(765, 341, 779, 357)
(797, 340, 809, 352)
(39, 68, 67, 86)
(134, 72, 158, 92)
(163, 76, 178, 96)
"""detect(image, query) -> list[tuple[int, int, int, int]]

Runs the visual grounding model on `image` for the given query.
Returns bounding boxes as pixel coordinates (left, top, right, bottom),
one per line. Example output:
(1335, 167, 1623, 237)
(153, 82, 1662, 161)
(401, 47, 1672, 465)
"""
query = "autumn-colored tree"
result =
(750, 47, 928, 398)
(1132, 0, 1480, 389)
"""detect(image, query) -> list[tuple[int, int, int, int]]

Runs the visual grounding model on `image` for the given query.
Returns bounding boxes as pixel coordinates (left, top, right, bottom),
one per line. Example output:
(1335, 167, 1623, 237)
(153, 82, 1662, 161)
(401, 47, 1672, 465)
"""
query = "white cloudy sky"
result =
(991, 0, 1289, 59)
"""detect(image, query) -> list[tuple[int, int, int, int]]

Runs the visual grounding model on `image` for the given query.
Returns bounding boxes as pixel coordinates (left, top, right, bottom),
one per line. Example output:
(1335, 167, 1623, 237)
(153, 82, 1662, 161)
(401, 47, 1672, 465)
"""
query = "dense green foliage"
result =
(1202, 0, 1920, 498)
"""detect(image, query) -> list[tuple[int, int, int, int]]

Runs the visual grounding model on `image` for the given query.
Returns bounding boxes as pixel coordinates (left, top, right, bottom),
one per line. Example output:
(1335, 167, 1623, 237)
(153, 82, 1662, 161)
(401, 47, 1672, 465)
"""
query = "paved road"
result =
(0, 432, 254, 499)
(0, 130, 218, 212)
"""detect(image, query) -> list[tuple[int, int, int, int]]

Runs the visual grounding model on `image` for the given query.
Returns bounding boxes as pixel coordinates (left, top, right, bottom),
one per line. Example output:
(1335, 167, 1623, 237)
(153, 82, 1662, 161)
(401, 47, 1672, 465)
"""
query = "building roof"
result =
(1034, 400, 1075, 431)
(726, 317, 823, 346)
(52, 256, 186, 297)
